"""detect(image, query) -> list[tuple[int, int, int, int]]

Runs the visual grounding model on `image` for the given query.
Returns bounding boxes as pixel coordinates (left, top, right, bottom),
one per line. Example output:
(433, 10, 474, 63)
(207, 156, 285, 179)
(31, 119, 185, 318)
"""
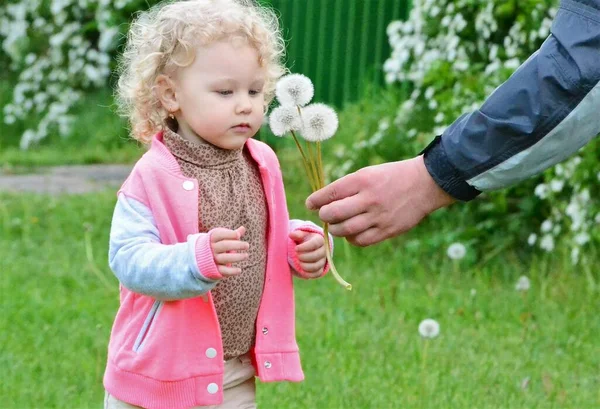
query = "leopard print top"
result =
(164, 128, 268, 360)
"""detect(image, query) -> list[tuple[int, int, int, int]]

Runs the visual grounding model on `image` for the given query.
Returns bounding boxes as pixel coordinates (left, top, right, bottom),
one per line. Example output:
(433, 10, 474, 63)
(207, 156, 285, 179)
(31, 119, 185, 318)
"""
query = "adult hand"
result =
(305, 156, 455, 246)
(210, 226, 249, 277)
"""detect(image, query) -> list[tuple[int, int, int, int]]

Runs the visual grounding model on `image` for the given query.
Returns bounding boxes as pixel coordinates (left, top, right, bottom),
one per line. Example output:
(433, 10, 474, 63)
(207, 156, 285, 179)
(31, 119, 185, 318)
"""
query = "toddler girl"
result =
(103, 1, 330, 408)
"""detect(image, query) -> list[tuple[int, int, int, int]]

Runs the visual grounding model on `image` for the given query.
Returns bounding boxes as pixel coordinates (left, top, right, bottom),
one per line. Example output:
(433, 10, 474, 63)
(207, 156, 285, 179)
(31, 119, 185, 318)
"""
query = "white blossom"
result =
(527, 233, 537, 246)
(550, 179, 564, 192)
(571, 247, 580, 265)
(540, 220, 553, 233)
(540, 235, 555, 252)
(418, 319, 440, 339)
(534, 184, 549, 199)
(574, 232, 590, 246)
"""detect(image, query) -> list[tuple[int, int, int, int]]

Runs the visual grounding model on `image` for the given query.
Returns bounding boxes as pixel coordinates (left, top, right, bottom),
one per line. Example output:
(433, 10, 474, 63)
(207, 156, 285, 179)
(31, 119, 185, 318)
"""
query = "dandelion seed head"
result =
(275, 74, 314, 107)
(447, 242, 466, 260)
(299, 103, 339, 142)
(515, 275, 530, 292)
(268, 105, 301, 137)
(418, 319, 440, 339)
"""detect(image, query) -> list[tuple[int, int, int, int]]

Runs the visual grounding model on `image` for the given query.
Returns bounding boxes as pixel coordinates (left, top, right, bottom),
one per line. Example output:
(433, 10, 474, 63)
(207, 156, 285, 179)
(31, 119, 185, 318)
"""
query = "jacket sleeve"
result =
(423, 0, 600, 201)
(108, 193, 222, 301)
(287, 219, 333, 279)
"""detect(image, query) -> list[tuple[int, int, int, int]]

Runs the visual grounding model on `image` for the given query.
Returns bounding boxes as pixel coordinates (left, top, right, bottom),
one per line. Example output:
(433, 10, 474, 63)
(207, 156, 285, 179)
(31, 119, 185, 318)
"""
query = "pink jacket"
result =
(103, 133, 328, 408)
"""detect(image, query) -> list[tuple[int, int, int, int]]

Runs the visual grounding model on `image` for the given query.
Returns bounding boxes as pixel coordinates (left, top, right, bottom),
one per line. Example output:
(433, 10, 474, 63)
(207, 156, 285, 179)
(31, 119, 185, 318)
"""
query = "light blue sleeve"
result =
(108, 193, 217, 301)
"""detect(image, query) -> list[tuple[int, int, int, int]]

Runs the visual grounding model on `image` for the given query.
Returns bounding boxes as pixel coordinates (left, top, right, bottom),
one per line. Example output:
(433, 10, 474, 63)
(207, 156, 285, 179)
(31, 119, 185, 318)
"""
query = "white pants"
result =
(105, 354, 257, 409)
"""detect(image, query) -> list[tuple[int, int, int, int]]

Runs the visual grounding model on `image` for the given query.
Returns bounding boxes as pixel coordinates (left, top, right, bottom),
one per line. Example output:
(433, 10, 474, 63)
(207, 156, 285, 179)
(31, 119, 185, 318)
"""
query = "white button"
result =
(262, 327, 268, 335)
(207, 383, 219, 394)
(182, 180, 194, 191)
(264, 361, 272, 369)
(206, 348, 217, 359)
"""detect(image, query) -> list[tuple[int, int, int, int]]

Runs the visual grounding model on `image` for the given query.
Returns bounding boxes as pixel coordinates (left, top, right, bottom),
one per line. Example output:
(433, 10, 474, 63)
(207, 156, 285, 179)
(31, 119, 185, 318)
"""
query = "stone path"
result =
(0, 164, 132, 195)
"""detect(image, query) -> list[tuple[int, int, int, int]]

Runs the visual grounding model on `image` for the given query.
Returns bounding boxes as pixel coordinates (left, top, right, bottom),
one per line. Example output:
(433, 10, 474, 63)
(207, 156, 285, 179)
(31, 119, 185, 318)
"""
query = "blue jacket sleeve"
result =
(108, 193, 217, 300)
(423, 0, 600, 201)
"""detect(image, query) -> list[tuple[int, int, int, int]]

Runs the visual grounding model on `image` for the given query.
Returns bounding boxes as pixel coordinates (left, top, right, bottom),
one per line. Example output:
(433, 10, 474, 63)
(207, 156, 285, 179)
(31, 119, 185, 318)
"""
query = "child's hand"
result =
(289, 230, 326, 278)
(211, 226, 249, 277)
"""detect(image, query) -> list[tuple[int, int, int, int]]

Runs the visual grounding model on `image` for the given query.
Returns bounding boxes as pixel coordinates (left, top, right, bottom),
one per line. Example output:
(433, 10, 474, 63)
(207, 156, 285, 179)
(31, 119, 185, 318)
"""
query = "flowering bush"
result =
(328, 0, 599, 262)
(0, 0, 159, 149)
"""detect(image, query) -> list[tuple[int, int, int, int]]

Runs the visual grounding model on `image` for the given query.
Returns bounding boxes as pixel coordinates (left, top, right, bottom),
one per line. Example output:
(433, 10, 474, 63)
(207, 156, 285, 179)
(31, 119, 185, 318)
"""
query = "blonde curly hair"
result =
(116, 0, 286, 143)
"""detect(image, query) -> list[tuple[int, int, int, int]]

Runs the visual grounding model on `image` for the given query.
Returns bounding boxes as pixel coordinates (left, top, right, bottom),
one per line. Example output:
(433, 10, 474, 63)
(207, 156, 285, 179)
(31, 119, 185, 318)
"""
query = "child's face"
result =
(168, 40, 266, 150)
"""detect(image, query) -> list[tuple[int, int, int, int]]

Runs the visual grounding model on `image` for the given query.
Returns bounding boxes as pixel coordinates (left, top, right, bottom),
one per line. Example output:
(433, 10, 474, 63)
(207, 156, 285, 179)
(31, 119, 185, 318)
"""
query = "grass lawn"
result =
(1, 149, 598, 408)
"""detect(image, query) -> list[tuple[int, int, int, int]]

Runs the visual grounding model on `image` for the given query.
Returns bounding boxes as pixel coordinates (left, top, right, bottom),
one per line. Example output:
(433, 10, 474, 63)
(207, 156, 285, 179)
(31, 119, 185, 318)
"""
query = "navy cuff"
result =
(421, 136, 481, 202)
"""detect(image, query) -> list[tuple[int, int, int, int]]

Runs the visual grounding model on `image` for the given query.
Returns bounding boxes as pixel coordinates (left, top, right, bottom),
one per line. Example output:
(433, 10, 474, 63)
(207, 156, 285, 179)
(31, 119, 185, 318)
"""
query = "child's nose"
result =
(236, 94, 253, 114)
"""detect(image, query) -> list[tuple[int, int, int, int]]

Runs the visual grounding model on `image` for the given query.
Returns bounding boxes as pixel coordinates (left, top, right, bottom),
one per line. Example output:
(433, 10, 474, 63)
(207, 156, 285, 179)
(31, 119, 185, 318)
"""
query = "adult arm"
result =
(307, 0, 600, 246)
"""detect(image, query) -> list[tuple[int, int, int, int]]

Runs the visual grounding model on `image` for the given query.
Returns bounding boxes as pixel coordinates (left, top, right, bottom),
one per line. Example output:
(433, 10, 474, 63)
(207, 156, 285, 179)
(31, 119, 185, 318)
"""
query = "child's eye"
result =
(217, 90, 233, 96)
(249, 89, 262, 96)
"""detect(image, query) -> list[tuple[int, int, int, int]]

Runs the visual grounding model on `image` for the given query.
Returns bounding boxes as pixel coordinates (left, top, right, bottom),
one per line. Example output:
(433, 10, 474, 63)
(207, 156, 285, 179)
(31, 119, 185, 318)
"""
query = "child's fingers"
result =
(296, 234, 324, 253)
(301, 269, 324, 279)
(298, 247, 326, 263)
(300, 259, 326, 274)
(215, 252, 249, 265)
(289, 230, 307, 243)
(212, 239, 249, 254)
(211, 226, 246, 243)
(235, 226, 246, 238)
(218, 265, 242, 277)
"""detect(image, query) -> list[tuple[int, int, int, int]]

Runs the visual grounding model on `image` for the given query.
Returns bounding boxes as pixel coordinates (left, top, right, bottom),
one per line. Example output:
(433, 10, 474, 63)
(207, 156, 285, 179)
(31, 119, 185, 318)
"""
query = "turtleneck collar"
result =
(162, 127, 244, 169)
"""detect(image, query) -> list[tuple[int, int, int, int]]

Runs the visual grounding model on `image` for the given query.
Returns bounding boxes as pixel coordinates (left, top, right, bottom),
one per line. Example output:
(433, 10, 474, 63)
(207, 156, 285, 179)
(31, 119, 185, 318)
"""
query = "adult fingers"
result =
(346, 227, 386, 247)
(317, 194, 369, 225)
(327, 212, 375, 238)
(212, 239, 249, 254)
(305, 172, 361, 211)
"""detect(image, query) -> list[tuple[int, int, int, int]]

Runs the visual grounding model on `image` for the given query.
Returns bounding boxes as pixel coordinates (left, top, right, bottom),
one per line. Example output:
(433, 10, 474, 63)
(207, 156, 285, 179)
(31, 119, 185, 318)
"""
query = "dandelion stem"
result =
(290, 131, 318, 191)
(323, 223, 352, 290)
(305, 142, 321, 189)
(316, 141, 325, 187)
(421, 339, 429, 373)
(85, 229, 113, 290)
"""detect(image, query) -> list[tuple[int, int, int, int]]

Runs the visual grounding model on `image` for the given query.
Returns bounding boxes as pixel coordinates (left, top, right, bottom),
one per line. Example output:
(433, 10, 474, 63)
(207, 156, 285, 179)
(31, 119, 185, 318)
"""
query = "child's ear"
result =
(156, 75, 179, 113)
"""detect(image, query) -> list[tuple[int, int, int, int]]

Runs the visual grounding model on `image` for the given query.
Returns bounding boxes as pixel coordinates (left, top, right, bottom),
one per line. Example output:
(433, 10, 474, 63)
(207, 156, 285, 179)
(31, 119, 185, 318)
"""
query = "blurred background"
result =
(1, 0, 598, 408)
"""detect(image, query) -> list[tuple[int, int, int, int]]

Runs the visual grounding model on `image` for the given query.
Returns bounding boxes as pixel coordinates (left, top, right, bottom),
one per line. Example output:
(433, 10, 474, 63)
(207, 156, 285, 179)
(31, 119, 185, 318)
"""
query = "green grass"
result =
(1, 151, 599, 408)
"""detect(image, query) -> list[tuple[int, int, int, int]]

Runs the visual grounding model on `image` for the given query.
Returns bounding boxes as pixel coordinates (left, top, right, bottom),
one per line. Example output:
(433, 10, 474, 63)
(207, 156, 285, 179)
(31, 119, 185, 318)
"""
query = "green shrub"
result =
(327, 0, 599, 262)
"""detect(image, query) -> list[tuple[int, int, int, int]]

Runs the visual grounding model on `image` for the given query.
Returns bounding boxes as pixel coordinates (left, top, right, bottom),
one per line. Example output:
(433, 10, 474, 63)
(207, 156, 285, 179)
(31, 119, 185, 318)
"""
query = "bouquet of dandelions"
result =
(269, 74, 351, 290)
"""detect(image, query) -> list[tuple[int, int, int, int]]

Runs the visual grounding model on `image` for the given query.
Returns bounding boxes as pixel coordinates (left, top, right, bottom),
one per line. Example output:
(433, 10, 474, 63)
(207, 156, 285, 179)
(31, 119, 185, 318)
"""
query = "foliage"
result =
(0, 0, 160, 149)
(327, 0, 599, 260)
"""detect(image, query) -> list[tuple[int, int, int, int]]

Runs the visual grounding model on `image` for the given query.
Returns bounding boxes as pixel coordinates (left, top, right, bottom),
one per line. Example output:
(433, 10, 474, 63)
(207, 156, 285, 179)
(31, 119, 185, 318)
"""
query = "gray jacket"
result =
(423, 0, 600, 201)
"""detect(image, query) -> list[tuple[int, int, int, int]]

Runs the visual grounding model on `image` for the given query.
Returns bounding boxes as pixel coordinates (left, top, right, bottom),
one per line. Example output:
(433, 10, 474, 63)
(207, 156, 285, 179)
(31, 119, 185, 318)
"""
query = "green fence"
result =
(265, 0, 410, 107)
